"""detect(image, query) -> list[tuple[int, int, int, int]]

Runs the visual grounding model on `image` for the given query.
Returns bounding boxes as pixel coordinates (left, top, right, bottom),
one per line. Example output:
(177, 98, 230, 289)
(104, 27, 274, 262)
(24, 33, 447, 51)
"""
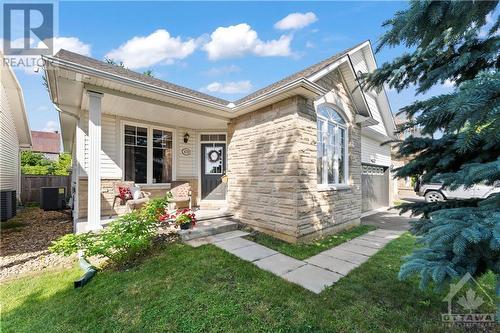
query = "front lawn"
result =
(245, 224, 376, 260)
(1, 234, 495, 332)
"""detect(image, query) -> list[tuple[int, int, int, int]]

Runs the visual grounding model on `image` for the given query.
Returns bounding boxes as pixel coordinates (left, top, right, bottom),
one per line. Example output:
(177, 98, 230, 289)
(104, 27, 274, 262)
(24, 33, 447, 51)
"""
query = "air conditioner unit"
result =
(1, 190, 16, 221)
(40, 187, 66, 211)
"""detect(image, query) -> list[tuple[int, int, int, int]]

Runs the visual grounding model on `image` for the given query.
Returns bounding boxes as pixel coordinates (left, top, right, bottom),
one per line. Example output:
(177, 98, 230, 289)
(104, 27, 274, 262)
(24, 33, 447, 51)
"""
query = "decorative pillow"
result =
(129, 186, 143, 200)
(118, 186, 132, 200)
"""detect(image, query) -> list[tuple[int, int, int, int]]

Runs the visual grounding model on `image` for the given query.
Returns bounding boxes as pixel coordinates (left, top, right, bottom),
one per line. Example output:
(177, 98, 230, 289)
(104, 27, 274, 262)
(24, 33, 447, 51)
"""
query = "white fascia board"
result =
(306, 57, 348, 82)
(43, 55, 229, 112)
(43, 55, 326, 119)
(1, 57, 32, 147)
(229, 78, 327, 116)
(346, 40, 371, 57)
(44, 56, 325, 117)
(354, 42, 397, 138)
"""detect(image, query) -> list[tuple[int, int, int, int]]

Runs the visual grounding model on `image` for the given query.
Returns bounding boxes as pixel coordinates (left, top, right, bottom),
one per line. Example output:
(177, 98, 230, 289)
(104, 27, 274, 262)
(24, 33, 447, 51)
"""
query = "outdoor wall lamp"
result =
(183, 132, 190, 143)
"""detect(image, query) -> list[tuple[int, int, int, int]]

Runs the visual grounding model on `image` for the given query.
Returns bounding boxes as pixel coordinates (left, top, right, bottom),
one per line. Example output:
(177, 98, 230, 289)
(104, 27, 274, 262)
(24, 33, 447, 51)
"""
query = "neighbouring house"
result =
(42, 40, 396, 242)
(391, 113, 426, 197)
(30, 130, 61, 160)
(0, 52, 32, 219)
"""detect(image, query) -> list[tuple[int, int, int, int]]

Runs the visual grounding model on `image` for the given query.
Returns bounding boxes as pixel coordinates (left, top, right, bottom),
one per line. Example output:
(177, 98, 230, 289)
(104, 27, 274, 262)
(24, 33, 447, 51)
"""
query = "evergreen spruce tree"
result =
(365, 0, 500, 298)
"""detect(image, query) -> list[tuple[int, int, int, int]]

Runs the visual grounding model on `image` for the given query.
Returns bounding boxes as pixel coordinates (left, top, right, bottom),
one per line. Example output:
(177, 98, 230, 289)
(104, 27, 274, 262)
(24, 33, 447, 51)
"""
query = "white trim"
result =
(317, 184, 352, 192)
(198, 132, 228, 204)
(316, 104, 349, 187)
(43, 56, 325, 117)
(86, 90, 103, 230)
(120, 120, 177, 186)
(307, 57, 348, 82)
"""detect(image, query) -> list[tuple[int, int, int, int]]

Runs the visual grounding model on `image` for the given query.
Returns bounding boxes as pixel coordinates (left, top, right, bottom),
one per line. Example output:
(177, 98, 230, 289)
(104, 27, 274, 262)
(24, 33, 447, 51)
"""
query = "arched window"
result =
(316, 104, 348, 186)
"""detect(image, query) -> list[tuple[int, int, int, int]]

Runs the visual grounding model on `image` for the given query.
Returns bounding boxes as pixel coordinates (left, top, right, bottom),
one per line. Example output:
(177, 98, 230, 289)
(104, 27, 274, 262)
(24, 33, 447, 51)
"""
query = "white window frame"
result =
(121, 120, 176, 186)
(316, 104, 349, 189)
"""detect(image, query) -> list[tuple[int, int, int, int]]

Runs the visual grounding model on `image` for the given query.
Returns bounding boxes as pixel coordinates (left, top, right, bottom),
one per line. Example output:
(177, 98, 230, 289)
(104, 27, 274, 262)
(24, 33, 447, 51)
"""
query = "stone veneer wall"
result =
(227, 69, 362, 243)
(296, 71, 362, 241)
(227, 97, 301, 242)
(77, 177, 198, 219)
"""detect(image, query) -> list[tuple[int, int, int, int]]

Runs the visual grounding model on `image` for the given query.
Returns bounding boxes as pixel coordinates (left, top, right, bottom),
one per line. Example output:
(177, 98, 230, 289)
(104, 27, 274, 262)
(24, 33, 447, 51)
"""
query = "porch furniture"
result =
(168, 181, 192, 210)
(110, 181, 150, 217)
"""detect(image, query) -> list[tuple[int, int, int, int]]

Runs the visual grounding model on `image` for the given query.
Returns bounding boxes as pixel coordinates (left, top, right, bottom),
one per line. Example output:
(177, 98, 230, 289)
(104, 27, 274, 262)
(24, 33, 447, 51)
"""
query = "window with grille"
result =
(316, 104, 348, 186)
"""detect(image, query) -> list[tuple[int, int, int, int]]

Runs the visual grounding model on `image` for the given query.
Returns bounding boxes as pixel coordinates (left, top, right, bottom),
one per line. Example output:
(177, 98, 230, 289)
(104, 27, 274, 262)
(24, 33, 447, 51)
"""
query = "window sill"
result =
(317, 184, 352, 192)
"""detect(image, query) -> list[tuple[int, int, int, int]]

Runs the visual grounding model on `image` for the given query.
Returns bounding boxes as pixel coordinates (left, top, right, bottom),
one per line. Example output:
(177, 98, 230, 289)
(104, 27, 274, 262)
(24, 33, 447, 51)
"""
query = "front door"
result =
(201, 143, 226, 200)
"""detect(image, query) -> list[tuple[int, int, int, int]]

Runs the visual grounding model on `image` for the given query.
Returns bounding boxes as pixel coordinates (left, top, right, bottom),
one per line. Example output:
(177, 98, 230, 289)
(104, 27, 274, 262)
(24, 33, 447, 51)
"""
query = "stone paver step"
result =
(185, 230, 249, 247)
(179, 217, 240, 242)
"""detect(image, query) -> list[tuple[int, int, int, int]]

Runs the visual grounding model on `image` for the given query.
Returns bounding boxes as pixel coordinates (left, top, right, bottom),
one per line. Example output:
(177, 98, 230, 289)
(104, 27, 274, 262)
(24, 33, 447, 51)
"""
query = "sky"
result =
(8, 1, 455, 133)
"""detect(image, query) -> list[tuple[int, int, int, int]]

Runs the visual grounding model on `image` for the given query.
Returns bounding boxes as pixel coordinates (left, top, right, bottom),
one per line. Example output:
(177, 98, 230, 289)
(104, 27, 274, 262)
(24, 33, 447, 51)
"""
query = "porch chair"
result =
(110, 181, 151, 217)
(168, 181, 192, 210)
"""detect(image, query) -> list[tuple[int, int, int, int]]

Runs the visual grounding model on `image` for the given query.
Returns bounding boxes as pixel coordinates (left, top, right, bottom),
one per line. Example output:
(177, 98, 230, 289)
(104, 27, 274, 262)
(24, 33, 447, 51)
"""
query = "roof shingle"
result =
(51, 41, 367, 107)
(31, 131, 60, 154)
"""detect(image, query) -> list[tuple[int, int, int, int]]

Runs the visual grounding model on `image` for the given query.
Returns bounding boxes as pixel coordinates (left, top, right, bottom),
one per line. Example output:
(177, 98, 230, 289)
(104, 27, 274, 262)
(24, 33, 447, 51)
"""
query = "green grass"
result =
(245, 224, 377, 260)
(1, 234, 495, 333)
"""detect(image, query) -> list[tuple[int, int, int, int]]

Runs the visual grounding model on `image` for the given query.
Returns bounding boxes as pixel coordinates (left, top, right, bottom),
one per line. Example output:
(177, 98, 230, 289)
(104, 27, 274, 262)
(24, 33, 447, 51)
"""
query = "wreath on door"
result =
(207, 149, 221, 163)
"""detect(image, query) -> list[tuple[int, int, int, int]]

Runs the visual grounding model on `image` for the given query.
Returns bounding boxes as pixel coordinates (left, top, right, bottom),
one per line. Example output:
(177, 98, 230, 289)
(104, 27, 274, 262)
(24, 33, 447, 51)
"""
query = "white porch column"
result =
(87, 91, 103, 230)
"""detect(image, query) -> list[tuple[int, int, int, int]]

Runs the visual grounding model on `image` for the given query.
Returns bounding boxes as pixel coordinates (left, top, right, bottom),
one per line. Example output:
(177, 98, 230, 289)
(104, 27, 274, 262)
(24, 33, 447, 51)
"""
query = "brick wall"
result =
(227, 69, 362, 243)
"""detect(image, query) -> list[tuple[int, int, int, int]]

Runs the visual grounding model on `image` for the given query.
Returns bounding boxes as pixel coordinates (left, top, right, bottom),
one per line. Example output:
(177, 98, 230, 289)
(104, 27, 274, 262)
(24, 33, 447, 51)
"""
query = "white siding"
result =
(0, 83, 20, 192)
(350, 49, 389, 137)
(361, 135, 391, 167)
(80, 112, 121, 178)
(350, 51, 369, 74)
(365, 93, 387, 136)
(176, 128, 197, 178)
(77, 114, 202, 182)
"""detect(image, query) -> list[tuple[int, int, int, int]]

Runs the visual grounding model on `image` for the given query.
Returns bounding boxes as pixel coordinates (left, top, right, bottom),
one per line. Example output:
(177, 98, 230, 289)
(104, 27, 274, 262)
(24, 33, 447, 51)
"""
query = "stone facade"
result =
(227, 69, 362, 243)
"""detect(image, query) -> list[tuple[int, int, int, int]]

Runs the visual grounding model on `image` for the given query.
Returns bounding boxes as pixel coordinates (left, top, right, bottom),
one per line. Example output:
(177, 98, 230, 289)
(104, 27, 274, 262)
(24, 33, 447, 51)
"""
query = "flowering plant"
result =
(160, 208, 196, 228)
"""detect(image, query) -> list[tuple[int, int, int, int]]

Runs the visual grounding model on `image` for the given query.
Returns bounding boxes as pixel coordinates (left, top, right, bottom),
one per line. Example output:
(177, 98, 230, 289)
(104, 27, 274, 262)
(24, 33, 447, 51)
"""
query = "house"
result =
(0, 53, 32, 219)
(30, 130, 61, 161)
(391, 113, 426, 198)
(42, 40, 395, 242)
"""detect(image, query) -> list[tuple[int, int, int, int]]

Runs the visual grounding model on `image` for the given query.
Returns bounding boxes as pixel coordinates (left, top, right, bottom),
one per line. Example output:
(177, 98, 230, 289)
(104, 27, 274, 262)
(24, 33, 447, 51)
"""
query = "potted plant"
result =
(160, 208, 196, 230)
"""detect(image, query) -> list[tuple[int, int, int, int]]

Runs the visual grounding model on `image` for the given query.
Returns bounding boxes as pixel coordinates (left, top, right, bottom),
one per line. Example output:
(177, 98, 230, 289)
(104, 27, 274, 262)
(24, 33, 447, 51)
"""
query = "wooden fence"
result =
(20, 175, 71, 204)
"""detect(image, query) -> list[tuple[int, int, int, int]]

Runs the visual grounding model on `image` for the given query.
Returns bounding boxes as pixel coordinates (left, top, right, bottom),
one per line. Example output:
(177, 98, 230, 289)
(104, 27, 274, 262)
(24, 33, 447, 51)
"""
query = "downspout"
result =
(74, 252, 97, 288)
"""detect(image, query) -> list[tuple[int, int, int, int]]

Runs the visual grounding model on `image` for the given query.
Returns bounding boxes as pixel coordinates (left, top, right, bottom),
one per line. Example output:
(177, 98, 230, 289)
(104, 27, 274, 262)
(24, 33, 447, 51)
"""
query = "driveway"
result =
(361, 209, 416, 231)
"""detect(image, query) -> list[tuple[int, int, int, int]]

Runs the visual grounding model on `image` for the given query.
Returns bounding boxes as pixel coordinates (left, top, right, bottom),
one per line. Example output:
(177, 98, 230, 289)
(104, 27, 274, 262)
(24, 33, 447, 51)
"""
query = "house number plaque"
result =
(181, 147, 191, 156)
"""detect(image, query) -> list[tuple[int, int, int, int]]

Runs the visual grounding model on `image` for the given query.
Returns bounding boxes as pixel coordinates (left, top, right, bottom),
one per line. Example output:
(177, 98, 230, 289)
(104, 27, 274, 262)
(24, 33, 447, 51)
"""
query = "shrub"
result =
(49, 196, 171, 264)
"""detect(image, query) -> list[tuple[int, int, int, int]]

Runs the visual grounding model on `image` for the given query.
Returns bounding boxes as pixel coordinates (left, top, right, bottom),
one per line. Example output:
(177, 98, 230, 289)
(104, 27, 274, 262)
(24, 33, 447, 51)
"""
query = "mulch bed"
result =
(1, 207, 75, 281)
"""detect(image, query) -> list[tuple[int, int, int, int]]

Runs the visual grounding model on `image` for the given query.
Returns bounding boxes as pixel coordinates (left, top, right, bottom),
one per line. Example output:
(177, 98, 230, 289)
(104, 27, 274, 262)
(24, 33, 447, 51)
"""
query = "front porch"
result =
(75, 207, 234, 233)
(44, 62, 232, 232)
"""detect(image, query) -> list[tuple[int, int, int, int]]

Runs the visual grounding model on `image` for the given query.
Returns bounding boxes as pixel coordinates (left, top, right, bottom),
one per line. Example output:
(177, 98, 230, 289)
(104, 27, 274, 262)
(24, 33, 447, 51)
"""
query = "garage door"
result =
(362, 164, 389, 212)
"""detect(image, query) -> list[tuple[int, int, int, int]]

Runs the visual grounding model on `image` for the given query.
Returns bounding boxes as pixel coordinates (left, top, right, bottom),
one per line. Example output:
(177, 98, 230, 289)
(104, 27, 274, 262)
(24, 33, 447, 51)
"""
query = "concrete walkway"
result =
(187, 227, 405, 294)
